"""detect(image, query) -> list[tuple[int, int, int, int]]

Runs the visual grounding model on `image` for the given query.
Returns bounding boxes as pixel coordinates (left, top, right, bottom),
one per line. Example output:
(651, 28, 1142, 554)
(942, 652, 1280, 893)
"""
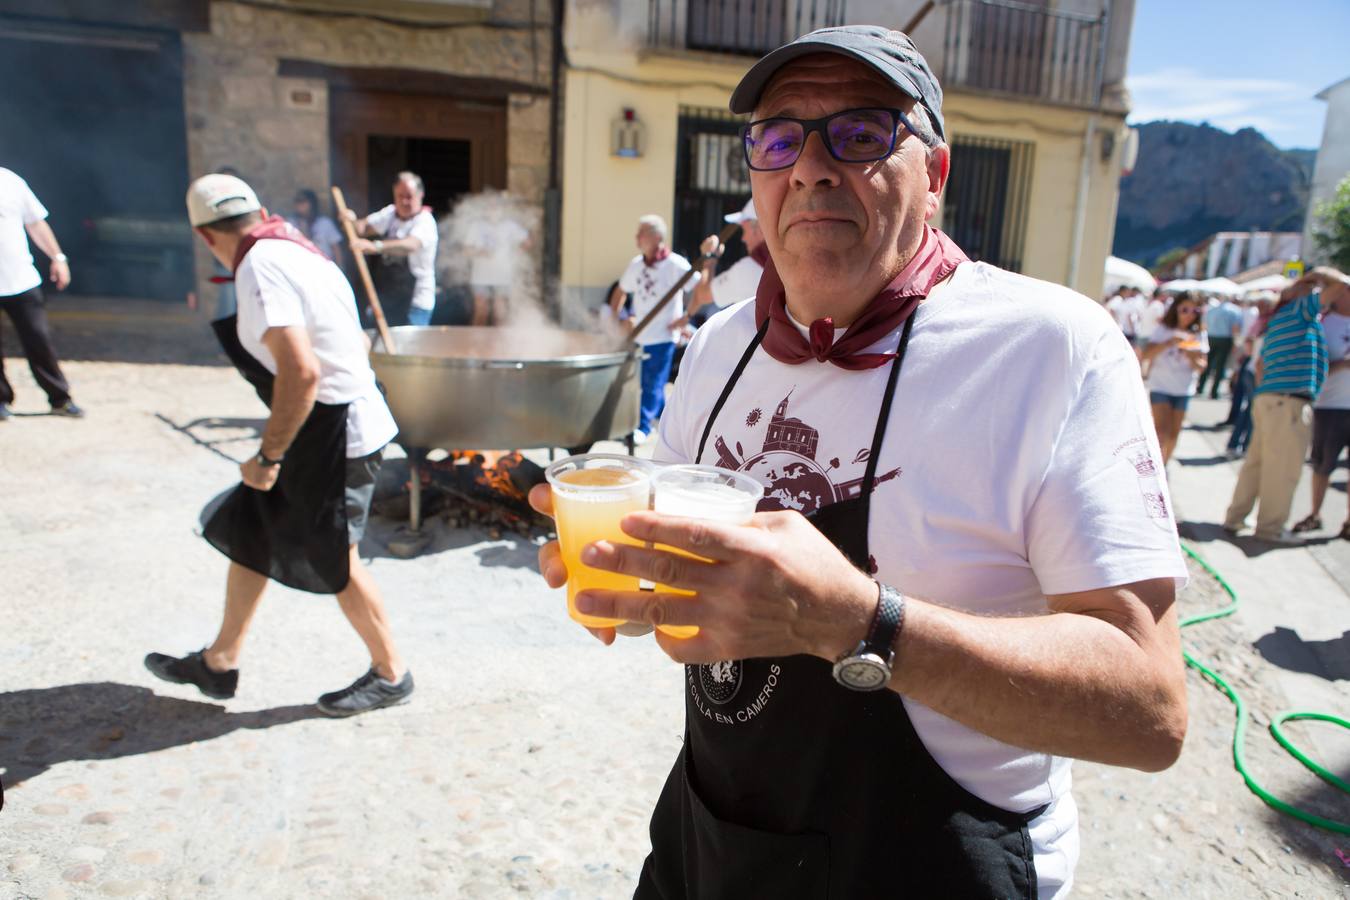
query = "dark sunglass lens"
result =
(747, 120, 804, 170)
(828, 110, 896, 161)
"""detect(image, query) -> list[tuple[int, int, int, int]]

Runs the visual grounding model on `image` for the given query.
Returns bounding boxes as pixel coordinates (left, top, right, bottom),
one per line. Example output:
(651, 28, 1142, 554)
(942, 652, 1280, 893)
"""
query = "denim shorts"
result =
(1149, 391, 1190, 412)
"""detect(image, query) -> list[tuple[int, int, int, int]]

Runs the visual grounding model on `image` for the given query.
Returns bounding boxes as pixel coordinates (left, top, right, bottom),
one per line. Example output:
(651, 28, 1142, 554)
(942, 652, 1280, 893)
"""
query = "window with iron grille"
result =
(943, 135, 1034, 273)
(672, 106, 751, 265)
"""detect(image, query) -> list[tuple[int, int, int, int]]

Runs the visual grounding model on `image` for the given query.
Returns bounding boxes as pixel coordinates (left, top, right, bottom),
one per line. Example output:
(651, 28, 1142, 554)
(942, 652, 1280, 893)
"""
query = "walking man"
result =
(1198, 293, 1242, 398)
(1223, 268, 1336, 543)
(534, 26, 1186, 898)
(147, 174, 414, 716)
(614, 214, 701, 442)
(0, 166, 83, 420)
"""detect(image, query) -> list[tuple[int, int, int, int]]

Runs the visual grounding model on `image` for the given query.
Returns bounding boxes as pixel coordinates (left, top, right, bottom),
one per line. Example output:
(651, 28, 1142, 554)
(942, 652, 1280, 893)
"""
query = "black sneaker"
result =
(51, 401, 84, 418)
(144, 650, 238, 700)
(316, 668, 414, 717)
(0, 403, 10, 422)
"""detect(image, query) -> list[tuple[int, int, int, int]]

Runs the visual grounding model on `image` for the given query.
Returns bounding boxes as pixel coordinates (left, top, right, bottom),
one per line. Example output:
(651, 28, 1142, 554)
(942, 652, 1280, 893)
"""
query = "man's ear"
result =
(925, 144, 951, 221)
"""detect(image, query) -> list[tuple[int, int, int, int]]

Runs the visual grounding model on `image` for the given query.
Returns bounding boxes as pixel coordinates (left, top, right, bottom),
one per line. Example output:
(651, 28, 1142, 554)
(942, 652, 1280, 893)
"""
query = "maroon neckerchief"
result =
(748, 242, 770, 268)
(755, 225, 968, 370)
(209, 216, 326, 283)
(643, 245, 672, 266)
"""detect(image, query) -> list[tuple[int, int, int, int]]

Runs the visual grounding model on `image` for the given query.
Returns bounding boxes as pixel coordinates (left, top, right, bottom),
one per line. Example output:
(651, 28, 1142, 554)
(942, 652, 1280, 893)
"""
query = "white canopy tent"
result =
(1158, 278, 1202, 293)
(1193, 277, 1243, 297)
(1238, 273, 1291, 296)
(1104, 256, 1157, 294)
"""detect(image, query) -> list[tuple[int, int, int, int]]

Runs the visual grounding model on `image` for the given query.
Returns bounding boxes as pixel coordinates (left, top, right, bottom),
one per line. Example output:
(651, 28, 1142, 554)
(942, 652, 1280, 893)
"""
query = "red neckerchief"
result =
(210, 216, 325, 282)
(748, 242, 770, 268)
(755, 226, 968, 370)
(643, 245, 672, 266)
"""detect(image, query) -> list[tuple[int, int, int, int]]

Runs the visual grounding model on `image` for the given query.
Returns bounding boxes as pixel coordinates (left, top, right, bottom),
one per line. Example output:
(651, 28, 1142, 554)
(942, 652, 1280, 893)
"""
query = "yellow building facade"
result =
(560, 0, 1136, 308)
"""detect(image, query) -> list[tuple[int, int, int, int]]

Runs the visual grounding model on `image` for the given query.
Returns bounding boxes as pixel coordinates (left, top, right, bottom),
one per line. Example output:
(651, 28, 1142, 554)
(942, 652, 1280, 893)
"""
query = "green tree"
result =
(1153, 246, 1188, 274)
(1313, 174, 1350, 271)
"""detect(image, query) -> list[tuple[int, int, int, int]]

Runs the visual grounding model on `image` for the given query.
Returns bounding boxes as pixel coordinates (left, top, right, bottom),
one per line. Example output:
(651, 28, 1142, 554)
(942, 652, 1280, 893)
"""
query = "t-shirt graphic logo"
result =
(1113, 437, 1172, 530)
(711, 391, 901, 514)
(699, 659, 742, 705)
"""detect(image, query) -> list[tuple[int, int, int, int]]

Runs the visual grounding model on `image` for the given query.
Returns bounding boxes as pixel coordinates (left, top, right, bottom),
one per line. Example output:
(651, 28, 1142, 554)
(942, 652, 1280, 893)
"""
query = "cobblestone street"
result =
(2, 309, 1348, 898)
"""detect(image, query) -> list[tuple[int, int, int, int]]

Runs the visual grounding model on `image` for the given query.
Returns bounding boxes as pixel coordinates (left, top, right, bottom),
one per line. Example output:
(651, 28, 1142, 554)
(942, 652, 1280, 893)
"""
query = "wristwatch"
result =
(832, 583, 905, 691)
(372, 239, 385, 254)
(54, 253, 68, 262)
(255, 450, 284, 468)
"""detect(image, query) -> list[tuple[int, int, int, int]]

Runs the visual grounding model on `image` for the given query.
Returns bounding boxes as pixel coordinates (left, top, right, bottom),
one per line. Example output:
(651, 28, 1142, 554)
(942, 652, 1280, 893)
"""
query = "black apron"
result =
(201, 316, 351, 594)
(636, 317, 1043, 900)
(368, 220, 418, 327)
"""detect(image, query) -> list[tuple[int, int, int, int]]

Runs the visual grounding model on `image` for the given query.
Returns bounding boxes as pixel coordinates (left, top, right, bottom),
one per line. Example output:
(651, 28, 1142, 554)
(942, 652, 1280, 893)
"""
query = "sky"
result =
(1126, 0, 1350, 150)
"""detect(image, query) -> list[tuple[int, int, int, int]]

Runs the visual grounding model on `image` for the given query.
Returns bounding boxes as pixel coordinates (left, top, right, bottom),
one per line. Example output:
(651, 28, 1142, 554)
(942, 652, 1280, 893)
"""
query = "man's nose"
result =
(790, 131, 842, 189)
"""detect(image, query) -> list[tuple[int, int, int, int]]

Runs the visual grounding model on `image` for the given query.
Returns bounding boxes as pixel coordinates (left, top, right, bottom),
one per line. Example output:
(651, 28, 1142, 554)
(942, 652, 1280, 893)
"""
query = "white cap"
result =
(724, 198, 757, 224)
(186, 174, 262, 227)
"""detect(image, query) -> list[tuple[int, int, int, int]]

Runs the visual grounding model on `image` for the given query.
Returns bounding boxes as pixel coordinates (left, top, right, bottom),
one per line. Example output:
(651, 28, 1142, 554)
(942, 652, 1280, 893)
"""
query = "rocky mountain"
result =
(1113, 121, 1316, 268)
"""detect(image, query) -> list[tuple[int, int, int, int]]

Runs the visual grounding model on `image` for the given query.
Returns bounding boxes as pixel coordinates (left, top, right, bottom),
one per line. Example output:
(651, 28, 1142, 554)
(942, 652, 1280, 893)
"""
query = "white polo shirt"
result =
(0, 168, 47, 297)
(235, 240, 398, 458)
(365, 205, 439, 311)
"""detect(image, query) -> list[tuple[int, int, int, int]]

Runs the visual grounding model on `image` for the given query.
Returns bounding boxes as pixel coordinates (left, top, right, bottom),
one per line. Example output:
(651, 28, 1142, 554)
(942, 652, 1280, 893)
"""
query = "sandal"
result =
(1292, 515, 1323, 533)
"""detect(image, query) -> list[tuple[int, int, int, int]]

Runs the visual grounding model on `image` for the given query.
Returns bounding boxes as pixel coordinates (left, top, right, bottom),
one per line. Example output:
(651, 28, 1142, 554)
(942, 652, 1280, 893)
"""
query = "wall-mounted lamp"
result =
(612, 108, 645, 158)
(1100, 130, 1115, 163)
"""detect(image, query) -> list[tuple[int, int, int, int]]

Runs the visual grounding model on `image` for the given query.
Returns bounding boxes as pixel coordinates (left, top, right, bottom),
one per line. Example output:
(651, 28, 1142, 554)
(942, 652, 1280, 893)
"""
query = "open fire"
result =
(398, 450, 553, 539)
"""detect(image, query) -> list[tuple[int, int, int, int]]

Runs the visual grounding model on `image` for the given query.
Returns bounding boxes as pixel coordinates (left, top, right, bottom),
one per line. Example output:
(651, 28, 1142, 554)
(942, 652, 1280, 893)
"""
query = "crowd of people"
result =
(1102, 267, 1350, 543)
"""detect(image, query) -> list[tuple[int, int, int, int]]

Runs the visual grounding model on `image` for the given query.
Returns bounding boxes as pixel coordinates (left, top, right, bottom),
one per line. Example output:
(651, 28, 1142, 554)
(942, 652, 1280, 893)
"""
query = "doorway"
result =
(365, 135, 474, 214)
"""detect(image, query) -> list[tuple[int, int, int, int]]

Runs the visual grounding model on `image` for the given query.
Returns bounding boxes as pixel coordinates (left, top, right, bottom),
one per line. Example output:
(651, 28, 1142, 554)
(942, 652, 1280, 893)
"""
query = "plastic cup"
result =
(545, 454, 652, 628)
(649, 464, 764, 639)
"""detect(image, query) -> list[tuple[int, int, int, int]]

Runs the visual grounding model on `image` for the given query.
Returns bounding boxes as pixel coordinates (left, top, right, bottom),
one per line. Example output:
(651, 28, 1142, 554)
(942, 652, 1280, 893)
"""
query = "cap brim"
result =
(729, 40, 924, 115)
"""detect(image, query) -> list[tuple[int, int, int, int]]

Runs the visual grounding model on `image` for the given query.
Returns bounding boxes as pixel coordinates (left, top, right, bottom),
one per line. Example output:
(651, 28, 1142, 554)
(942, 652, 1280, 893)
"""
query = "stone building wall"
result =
(182, 0, 553, 310)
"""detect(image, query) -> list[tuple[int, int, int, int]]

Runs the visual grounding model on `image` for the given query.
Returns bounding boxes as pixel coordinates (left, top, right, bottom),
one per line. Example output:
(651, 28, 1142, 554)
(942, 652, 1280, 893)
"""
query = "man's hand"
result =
(557, 504, 877, 665)
(699, 234, 722, 258)
(49, 258, 70, 291)
(351, 237, 379, 255)
(240, 455, 281, 491)
(341, 208, 358, 223)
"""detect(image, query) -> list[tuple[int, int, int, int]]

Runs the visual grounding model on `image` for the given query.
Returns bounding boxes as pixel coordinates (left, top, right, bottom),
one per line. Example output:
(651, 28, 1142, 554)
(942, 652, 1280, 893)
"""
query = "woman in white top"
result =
(1141, 294, 1209, 463)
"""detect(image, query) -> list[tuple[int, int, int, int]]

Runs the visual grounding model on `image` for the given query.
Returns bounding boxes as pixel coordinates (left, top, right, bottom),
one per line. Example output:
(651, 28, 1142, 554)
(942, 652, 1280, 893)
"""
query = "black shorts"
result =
(1309, 409, 1350, 475)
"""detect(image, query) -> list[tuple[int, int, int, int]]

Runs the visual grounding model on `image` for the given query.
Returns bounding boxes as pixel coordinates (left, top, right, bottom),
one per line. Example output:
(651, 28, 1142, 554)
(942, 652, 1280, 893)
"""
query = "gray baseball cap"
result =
(729, 25, 945, 141)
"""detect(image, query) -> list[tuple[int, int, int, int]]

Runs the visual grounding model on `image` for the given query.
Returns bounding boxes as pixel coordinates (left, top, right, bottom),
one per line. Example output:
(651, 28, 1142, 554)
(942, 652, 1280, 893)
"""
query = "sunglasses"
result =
(742, 107, 925, 172)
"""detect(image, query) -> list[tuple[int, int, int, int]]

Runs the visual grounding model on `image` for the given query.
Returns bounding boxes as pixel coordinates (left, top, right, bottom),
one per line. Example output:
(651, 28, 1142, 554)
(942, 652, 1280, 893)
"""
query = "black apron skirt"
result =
(636, 319, 1043, 899)
(369, 252, 418, 328)
(202, 316, 351, 594)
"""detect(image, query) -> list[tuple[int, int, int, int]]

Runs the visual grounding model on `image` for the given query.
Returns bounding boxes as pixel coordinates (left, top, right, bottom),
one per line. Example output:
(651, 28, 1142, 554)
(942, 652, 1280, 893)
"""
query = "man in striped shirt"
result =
(1223, 268, 1345, 543)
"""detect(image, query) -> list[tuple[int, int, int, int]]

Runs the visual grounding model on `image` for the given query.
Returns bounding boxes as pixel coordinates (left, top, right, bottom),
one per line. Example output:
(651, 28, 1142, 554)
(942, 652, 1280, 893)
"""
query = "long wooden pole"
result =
(331, 185, 397, 354)
(627, 221, 742, 345)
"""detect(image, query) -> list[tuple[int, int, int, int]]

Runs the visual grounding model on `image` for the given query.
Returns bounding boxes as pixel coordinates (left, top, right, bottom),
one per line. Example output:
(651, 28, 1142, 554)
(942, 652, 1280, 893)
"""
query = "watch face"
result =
(840, 658, 888, 691)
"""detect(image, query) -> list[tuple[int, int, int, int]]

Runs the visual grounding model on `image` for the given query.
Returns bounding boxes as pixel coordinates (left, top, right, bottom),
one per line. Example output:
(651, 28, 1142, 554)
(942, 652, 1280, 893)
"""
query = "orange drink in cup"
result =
(545, 454, 652, 628)
(650, 464, 764, 639)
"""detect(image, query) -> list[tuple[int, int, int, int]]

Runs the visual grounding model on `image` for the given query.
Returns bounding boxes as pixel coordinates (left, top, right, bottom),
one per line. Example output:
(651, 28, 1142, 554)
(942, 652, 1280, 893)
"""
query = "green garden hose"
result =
(1180, 543, 1350, 834)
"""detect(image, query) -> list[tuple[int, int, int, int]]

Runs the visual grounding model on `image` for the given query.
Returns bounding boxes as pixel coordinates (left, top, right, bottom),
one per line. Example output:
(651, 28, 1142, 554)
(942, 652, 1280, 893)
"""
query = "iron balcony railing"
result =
(647, 0, 847, 57)
(941, 0, 1108, 108)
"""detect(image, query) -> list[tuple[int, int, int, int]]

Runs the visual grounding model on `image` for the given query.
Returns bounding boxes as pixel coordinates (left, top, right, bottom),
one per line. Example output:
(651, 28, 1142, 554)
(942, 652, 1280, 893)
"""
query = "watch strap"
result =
(865, 583, 904, 663)
(256, 450, 284, 467)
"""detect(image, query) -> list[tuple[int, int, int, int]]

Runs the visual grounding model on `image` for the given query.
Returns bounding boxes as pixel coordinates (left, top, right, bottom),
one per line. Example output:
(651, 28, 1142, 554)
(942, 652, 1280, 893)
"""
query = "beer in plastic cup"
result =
(545, 454, 652, 628)
(650, 464, 764, 638)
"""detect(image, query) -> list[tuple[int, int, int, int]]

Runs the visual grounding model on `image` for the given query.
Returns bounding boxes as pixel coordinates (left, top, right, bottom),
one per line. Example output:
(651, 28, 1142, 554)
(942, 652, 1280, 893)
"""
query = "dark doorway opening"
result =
(0, 19, 192, 302)
(365, 136, 474, 215)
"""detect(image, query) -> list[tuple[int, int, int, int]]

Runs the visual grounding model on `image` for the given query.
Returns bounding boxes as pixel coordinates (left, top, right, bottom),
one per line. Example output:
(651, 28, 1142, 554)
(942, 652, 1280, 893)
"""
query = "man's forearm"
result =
(25, 220, 63, 259)
(882, 595, 1185, 771)
(260, 368, 318, 459)
(373, 237, 421, 257)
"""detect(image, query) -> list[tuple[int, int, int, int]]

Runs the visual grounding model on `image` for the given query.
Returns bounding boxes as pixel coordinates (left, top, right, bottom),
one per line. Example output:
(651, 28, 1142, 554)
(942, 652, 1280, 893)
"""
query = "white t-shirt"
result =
(708, 255, 764, 309)
(365, 205, 439, 311)
(1316, 313, 1350, 410)
(0, 167, 47, 297)
(655, 262, 1187, 899)
(619, 252, 701, 345)
(469, 218, 529, 288)
(235, 240, 398, 458)
(1242, 304, 1261, 339)
(1103, 293, 1142, 336)
(1145, 326, 1209, 397)
(1137, 298, 1166, 338)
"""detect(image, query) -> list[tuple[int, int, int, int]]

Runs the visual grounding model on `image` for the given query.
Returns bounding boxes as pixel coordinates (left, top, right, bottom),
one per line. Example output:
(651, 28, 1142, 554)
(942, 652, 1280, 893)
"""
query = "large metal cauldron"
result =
(369, 326, 640, 532)
(369, 326, 640, 451)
